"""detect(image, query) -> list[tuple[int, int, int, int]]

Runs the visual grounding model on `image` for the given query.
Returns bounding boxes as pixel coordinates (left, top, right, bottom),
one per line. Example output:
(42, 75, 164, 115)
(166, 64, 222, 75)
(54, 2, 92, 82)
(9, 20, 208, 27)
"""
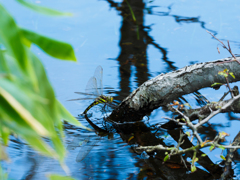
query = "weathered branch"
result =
(110, 57, 240, 122)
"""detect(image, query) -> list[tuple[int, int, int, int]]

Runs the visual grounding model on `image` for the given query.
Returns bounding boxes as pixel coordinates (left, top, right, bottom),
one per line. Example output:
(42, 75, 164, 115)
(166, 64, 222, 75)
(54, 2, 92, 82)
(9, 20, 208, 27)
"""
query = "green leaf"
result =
(0, 5, 38, 89)
(1, 52, 24, 80)
(186, 131, 191, 137)
(125, 0, 136, 22)
(27, 52, 86, 161)
(0, 0, 86, 167)
(191, 165, 197, 172)
(56, 101, 90, 130)
(181, 118, 186, 122)
(0, 102, 56, 158)
(218, 69, 228, 78)
(194, 157, 199, 162)
(229, 72, 235, 79)
(21, 29, 77, 61)
(0, 125, 10, 145)
(219, 131, 229, 139)
(220, 155, 226, 161)
(164, 154, 169, 162)
(0, 84, 48, 136)
(0, 5, 28, 71)
(16, 0, 72, 16)
(209, 145, 215, 151)
(48, 175, 76, 180)
(0, 57, 67, 160)
(0, 50, 10, 74)
(201, 154, 207, 157)
(211, 82, 222, 87)
(218, 145, 225, 150)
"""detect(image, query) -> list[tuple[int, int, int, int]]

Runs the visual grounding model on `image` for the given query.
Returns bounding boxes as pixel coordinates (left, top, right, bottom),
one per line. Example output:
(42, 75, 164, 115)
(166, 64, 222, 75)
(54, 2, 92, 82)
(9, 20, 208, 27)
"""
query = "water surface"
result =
(1, 0, 240, 179)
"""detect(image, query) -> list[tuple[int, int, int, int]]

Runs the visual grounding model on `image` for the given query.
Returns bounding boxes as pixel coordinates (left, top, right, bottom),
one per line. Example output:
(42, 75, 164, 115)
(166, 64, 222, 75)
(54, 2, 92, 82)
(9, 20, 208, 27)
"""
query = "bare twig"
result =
(225, 77, 234, 98)
(137, 142, 240, 156)
(206, 30, 239, 64)
(195, 94, 240, 129)
(172, 107, 203, 144)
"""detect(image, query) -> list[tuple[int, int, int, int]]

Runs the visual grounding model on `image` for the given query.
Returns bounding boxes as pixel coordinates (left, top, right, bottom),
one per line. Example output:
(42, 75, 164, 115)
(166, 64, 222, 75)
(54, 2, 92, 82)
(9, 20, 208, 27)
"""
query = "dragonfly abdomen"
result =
(83, 101, 98, 114)
(83, 95, 111, 114)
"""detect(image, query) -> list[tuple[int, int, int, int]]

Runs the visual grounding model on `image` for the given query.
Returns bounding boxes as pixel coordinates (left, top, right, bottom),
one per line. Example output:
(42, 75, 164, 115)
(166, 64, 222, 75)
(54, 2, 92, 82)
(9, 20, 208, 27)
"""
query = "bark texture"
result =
(109, 57, 240, 122)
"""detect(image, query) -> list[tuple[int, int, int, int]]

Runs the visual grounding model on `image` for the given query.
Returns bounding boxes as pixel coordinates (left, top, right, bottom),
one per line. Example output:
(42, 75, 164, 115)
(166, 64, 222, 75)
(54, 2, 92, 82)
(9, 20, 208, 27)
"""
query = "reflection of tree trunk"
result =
(106, 0, 219, 104)
(110, 57, 240, 122)
(118, 0, 149, 100)
(105, 0, 224, 122)
(106, 0, 174, 102)
(112, 121, 222, 179)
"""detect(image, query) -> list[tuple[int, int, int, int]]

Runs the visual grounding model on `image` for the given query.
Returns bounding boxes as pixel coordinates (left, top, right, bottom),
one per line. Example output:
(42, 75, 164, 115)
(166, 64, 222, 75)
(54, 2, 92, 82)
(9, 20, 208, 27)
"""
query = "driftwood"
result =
(109, 57, 240, 122)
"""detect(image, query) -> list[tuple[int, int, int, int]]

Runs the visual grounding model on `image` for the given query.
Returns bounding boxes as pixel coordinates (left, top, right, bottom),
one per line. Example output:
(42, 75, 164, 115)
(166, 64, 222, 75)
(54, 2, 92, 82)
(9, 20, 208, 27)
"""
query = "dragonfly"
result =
(69, 65, 113, 114)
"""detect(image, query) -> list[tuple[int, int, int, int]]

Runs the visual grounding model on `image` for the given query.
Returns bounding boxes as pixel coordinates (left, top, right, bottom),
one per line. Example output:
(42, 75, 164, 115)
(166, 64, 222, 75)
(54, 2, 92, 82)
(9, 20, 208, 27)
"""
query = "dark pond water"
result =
(1, 0, 240, 179)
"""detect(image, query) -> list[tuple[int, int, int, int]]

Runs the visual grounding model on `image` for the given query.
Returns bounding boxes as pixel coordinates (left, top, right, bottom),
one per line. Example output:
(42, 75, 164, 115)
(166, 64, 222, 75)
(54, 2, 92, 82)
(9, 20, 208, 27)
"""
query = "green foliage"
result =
(164, 154, 169, 162)
(218, 145, 225, 150)
(193, 157, 198, 163)
(218, 68, 235, 79)
(191, 165, 196, 172)
(212, 69, 235, 89)
(185, 131, 191, 137)
(229, 72, 235, 79)
(211, 82, 222, 87)
(220, 155, 226, 160)
(209, 145, 215, 151)
(218, 69, 229, 78)
(219, 131, 229, 140)
(21, 29, 77, 61)
(125, 0, 136, 22)
(125, 0, 140, 40)
(0, 2, 85, 164)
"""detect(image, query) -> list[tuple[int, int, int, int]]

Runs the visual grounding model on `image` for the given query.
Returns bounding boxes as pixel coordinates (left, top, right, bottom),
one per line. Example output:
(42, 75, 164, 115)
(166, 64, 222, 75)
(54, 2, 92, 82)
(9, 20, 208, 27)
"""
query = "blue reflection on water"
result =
(1, 0, 240, 179)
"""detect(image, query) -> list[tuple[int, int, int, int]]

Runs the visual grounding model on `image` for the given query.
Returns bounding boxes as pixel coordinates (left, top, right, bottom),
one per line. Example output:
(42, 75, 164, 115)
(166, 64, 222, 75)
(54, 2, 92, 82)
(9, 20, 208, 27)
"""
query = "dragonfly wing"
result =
(76, 136, 101, 162)
(85, 76, 99, 96)
(74, 92, 97, 96)
(68, 97, 96, 101)
(94, 65, 103, 95)
(68, 92, 97, 101)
